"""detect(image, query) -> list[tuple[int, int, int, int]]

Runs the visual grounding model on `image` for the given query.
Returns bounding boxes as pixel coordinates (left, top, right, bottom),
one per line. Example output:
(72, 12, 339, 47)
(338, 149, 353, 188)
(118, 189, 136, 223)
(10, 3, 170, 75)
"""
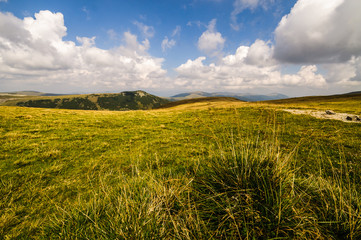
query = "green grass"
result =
(1, 99, 361, 239)
(158, 97, 243, 109)
(265, 92, 361, 114)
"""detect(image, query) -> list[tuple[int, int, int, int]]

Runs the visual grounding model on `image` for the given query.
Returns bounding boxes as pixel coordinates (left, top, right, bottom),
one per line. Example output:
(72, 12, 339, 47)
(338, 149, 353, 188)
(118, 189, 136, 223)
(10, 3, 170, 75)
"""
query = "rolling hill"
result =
(168, 91, 289, 102)
(265, 91, 361, 114)
(1, 90, 169, 111)
(266, 91, 361, 104)
(158, 96, 244, 109)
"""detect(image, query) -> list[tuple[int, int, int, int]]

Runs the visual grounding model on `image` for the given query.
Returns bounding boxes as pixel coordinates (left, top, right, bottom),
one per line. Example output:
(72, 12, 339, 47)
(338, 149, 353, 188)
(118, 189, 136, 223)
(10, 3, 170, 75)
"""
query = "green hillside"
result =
(159, 96, 243, 108)
(168, 91, 289, 102)
(1, 94, 361, 239)
(266, 92, 361, 114)
(2, 90, 169, 111)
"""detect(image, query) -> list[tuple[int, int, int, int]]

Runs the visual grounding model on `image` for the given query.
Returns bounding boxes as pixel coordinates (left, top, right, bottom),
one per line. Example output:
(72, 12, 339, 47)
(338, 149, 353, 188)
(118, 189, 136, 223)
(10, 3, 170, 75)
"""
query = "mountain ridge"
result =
(158, 97, 244, 109)
(0, 91, 65, 96)
(2, 90, 169, 111)
(168, 91, 289, 102)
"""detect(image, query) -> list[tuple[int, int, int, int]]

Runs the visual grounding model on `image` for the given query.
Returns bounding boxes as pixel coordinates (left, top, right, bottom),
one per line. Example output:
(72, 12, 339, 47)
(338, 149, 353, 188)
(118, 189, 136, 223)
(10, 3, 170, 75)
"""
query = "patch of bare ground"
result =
(283, 109, 361, 123)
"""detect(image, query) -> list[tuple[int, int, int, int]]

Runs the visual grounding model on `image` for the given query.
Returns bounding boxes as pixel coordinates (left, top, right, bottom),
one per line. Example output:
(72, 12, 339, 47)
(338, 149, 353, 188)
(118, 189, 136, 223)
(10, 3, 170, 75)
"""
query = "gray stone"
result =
(346, 115, 361, 121)
(351, 115, 361, 121)
(325, 110, 336, 115)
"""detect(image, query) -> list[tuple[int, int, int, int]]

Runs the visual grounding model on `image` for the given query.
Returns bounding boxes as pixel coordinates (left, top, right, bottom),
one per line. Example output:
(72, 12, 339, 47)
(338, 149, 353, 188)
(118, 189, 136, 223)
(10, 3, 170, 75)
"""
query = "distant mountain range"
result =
(2, 90, 360, 111)
(3, 91, 169, 111)
(159, 96, 243, 109)
(347, 91, 361, 95)
(168, 91, 289, 102)
(0, 91, 65, 96)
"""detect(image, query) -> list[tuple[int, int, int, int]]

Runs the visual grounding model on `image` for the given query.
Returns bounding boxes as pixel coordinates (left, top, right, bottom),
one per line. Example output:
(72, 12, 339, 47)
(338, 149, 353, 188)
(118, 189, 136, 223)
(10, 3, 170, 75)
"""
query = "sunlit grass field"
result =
(266, 93, 361, 115)
(1, 98, 361, 239)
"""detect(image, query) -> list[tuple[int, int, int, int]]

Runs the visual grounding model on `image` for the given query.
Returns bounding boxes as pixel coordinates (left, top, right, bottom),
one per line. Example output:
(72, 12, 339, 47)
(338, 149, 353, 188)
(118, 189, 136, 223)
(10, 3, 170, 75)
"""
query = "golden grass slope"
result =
(158, 96, 245, 110)
(265, 92, 361, 115)
(1, 93, 361, 238)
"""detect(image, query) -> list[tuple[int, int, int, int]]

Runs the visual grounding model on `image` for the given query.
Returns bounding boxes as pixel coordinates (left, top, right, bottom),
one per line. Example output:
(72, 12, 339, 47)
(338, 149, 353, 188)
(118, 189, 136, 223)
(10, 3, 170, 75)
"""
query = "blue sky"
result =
(0, 0, 360, 96)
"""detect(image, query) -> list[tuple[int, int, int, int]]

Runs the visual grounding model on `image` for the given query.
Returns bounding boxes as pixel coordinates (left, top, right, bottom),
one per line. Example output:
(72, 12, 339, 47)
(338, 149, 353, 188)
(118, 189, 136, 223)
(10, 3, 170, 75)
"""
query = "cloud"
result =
(323, 57, 361, 85)
(175, 40, 326, 90)
(0, 11, 167, 92)
(274, 0, 361, 64)
(171, 25, 181, 37)
(121, 31, 150, 54)
(0, 11, 70, 71)
(76, 36, 96, 47)
(231, 0, 270, 30)
(186, 20, 203, 28)
(24, 10, 67, 42)
(133, 21, 155, 38)
(244, 39, 275, 66)
(233, 0, 261, 13)
(282, 65, 326, 87)
(81, 7, 90, 20)
(197, 19, 225, 58)
(161, 37, 176, 52)
(107, 29, 118, 40)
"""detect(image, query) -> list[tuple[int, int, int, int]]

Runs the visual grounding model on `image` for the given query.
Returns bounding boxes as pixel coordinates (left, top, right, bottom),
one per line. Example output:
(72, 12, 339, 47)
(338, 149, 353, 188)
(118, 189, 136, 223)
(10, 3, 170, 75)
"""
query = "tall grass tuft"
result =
(191, 132, 361, 239)
(192, 136, 322, 239)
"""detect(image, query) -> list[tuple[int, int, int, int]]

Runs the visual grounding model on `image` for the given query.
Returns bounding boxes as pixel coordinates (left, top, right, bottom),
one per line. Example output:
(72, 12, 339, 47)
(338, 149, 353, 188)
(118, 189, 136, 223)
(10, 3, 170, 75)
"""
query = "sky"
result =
(0, 0, 360, 97)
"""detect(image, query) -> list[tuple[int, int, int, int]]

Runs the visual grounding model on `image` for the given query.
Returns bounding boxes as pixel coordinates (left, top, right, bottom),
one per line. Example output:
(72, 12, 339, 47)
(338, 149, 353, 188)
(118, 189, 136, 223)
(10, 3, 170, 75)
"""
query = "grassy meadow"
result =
(1, 98, 361, 239)
(266, 92, 361, 115)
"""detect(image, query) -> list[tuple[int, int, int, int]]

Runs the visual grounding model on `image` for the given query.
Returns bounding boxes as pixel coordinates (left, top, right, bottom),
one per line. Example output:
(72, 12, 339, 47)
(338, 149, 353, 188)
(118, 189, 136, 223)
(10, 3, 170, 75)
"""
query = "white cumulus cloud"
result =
(175, 40, 326, 91)
(274, 0, 361, 64)
(0, 10, 167, 92)
(282, 65, 326, 87)
(197, 19, 225, 58)
(244, 39, 275, 67)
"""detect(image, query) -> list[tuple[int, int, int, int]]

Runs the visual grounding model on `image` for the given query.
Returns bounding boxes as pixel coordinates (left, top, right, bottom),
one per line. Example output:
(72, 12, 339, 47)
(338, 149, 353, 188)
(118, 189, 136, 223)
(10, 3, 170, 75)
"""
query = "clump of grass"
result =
(192, 137, 318, 239)
(191, 134, 361, 239)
